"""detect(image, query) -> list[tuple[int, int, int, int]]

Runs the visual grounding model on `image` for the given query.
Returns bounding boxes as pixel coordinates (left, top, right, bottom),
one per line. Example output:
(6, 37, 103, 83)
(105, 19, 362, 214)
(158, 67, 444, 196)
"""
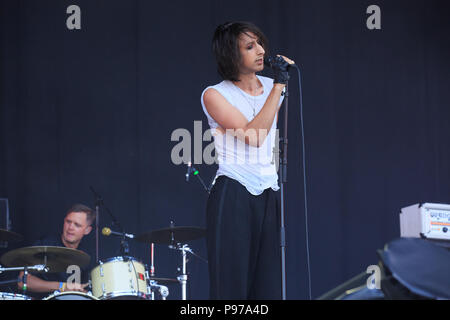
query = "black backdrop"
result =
(1, 0, 449, 300)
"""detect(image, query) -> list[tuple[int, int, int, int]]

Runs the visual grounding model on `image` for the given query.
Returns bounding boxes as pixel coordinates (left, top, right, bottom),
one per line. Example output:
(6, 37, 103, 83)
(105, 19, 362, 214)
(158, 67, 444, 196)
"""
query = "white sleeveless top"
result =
(200, 75, 284, 195)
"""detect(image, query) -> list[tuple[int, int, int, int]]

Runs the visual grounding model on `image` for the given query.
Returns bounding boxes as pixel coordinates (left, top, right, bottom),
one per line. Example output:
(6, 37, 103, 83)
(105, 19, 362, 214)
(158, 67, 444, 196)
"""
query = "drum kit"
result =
(0, 224, 206, 300)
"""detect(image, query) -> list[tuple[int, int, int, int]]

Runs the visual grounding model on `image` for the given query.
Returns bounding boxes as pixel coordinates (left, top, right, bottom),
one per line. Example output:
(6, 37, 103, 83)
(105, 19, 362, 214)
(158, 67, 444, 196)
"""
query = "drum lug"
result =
(102, 283, 106, 294)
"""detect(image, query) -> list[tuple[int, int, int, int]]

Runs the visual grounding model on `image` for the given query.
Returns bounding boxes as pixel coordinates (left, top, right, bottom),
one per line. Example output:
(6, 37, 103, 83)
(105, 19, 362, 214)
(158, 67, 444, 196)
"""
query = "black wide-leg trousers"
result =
(206, 175, 282, 300)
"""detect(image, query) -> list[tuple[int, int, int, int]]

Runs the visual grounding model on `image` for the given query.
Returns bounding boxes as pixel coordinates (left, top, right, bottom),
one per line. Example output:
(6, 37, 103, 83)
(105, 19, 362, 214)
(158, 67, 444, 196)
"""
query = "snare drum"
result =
(0, 292, 32, 300)
(43, 291, 98, 300)
(90, 256, 149, 300)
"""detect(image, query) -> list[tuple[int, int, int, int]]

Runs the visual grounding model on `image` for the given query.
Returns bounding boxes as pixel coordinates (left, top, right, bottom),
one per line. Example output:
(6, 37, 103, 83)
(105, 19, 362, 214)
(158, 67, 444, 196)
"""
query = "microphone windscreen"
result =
(102, 227, 111, 236)
(264, 56, 273, 67)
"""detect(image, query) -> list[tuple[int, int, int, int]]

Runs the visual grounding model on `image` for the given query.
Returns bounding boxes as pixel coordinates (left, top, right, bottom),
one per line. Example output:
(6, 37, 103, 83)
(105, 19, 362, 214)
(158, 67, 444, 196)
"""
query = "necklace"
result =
(245, 94, 257, 118)
(233, 82, 262, 118)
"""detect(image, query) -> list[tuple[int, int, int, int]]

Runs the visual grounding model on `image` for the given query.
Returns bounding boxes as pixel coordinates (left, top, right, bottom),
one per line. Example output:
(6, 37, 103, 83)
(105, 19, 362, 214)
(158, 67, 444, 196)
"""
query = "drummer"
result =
(17, 204, 95, 298)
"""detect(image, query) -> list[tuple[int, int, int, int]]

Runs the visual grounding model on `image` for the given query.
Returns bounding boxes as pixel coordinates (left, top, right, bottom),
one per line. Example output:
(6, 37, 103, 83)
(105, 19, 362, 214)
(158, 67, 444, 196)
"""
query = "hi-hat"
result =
(0, 229, 23, 242)
(0, 246, 90, 273)
(135, 226, 206, 245)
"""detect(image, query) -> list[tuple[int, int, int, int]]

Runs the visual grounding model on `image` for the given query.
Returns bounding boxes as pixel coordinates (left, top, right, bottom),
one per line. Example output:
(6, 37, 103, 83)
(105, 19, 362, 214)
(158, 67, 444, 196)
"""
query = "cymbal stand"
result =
(168, 243, 189, 300)
(0, 264, 48, 292)
(169, 243, 207, 300)
(0, 264, 49, 273)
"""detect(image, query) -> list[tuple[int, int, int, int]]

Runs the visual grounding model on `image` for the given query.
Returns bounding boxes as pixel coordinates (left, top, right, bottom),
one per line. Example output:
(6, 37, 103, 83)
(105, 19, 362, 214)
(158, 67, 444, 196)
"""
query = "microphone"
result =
(264, 56, 297, 69)
(102, 227, 134, 239)
(185, 161, 192, 182)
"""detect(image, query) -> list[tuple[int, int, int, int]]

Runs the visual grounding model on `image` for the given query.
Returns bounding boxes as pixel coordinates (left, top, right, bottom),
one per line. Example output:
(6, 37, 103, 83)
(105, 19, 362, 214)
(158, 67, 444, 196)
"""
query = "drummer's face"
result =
(62, 211, 92, 248)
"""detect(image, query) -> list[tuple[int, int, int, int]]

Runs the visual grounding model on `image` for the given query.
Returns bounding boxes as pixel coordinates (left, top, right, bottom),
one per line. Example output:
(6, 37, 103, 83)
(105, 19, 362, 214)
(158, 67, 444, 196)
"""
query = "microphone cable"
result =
(291, 64, 313, 300)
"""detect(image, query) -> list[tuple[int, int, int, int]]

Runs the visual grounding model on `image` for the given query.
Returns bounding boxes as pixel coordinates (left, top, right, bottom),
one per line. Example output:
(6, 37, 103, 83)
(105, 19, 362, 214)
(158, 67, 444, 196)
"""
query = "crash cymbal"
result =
(149, 277, 179, 286)
(0, 229, 23, 242)
(135, 226, 206, 245)
(0, 246, 90, 273)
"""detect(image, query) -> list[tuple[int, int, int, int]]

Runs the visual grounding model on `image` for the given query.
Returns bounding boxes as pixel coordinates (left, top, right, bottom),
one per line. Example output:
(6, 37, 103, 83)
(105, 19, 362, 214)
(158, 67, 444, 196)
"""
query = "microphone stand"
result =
(119, 236, 130, 256)
(279, 81, 289, 300)
(90, 187, 103, 264)
(186, 164, 212, 194)
(90, 186, 125, 263)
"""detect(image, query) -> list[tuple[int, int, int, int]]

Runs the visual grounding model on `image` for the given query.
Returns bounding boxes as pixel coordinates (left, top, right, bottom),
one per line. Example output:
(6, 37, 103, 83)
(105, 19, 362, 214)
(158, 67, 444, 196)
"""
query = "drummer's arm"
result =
(17, 271, 61, 293)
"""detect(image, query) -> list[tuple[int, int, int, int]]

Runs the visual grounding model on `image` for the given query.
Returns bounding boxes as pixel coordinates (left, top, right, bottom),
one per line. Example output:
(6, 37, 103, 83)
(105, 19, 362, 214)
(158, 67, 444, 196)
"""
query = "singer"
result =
(201, 21, 294, 299)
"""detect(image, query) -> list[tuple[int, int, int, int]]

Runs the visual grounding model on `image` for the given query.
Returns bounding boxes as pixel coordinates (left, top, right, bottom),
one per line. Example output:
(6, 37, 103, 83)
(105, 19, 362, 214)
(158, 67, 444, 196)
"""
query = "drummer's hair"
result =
(66, 203, 95, 226)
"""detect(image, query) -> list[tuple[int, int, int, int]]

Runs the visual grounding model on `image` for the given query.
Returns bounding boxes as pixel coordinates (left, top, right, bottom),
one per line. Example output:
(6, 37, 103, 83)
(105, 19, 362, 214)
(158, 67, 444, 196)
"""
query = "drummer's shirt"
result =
(25, 234, 93, 299)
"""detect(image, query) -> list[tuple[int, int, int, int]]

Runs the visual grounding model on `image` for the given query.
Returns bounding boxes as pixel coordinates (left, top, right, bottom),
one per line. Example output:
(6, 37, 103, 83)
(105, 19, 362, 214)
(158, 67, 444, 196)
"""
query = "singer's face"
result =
(237, 32, 265, 74)
(62, 211, 92, 248)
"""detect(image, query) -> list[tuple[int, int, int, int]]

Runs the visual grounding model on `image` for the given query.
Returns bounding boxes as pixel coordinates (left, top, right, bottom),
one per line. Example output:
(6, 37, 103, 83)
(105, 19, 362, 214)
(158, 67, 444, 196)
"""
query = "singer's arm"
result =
(203, 83, 284, 147)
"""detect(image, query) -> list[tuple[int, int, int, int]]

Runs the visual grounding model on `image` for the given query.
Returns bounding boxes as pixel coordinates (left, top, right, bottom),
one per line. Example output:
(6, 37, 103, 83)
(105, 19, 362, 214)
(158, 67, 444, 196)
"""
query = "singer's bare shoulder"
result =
(203, 88, 249, 131)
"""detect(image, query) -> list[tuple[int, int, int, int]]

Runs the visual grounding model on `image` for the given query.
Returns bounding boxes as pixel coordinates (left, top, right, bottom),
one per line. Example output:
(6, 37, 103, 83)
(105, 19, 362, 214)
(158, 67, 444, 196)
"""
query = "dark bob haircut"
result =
(212, 21, 269, 82)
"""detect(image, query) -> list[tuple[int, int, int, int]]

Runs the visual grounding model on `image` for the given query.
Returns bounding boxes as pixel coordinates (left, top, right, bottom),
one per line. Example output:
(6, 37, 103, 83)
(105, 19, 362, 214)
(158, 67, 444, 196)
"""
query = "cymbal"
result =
(0, 246, 90, 273)
(135, 226, 206, 245)
(149, 277, 179, 286)
(0, 229, 23, 242)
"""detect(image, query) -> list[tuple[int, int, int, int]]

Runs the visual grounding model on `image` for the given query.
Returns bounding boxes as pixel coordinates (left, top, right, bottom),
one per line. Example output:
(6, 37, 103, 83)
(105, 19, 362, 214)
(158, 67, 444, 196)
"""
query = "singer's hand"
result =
(267, 55, 295, 85)
(278, 55, 295, 66)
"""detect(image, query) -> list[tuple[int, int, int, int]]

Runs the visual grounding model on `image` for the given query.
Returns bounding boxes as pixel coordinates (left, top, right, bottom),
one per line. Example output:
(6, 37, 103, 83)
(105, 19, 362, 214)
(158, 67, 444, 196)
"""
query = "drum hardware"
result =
(169, 243, 205, 300)
(135, 221, 207, 300)
(1, 292, 32, 300)
(0, 263, 49, 295)
(0, 264, 48, 274)
(148, 280, 169, 300)
(90, 186, 126, 263)
(150, 243, 155, 277)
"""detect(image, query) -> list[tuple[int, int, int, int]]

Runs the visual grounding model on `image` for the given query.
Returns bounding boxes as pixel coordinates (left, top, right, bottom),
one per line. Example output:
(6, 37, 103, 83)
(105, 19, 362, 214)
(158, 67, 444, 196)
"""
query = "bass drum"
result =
(0, 292, 32, 300)
(43, 291, 98, 300)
